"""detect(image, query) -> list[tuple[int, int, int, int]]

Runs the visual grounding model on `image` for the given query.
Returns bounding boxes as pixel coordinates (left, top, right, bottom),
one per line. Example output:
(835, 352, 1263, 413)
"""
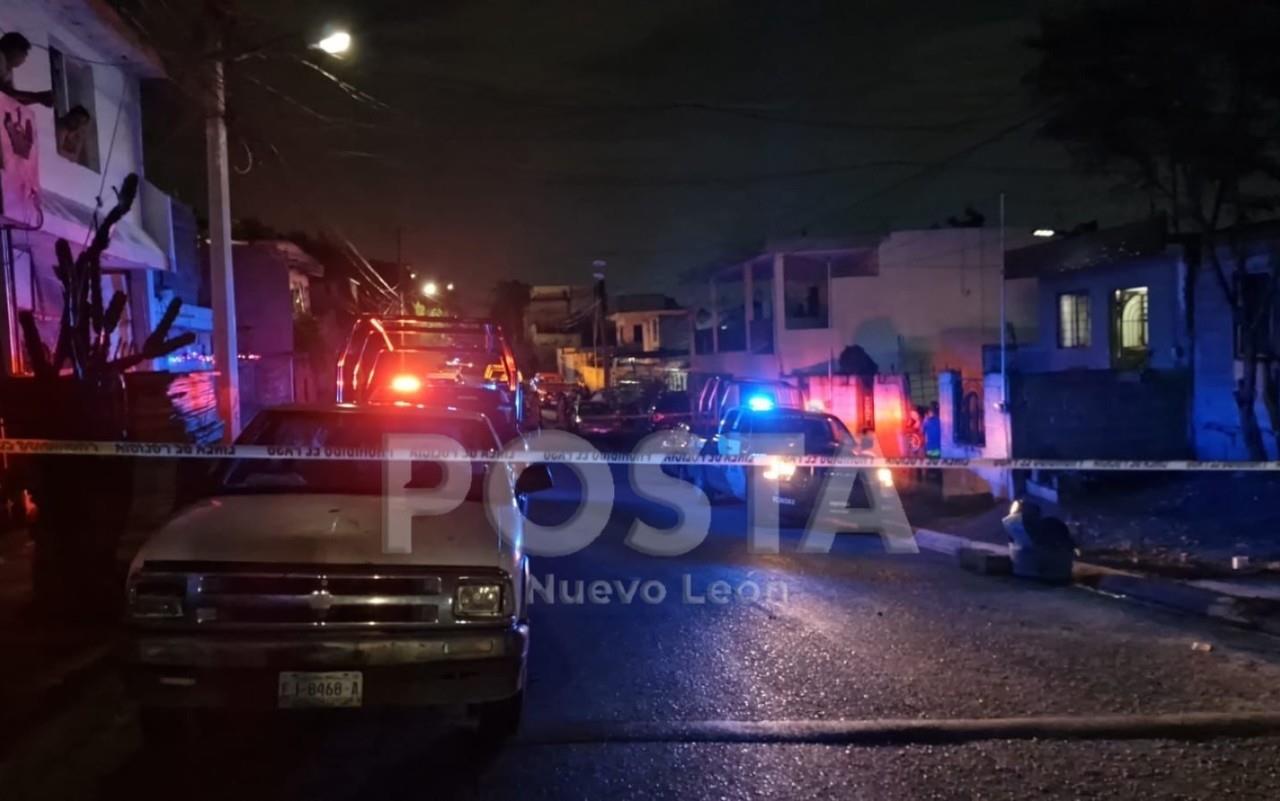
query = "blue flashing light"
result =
(746, 394, 776, 412)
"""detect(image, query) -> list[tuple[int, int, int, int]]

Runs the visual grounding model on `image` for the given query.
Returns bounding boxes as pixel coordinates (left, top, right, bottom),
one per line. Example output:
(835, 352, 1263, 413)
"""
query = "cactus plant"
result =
(17, 173, 195, 381)
(10, 172, 196, 617)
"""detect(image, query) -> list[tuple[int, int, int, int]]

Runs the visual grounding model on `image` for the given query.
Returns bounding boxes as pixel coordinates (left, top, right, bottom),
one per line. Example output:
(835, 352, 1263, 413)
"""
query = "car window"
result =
(223, 411, 496, 497)
(743, 413, 838, 451)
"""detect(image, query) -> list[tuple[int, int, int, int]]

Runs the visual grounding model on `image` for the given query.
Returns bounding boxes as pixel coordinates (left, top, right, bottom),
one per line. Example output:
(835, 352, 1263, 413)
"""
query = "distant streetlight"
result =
(422, 280, 439, 297)
(1032, 228, 1056, 238)
(446, 282, 455, 292)
(314, 30, 352, 56)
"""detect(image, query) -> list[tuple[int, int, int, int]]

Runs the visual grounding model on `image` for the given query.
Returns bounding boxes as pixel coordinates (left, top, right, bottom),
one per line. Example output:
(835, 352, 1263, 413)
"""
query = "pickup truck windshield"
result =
(744, 413, 854, 453)
(221, 410, 497, 496)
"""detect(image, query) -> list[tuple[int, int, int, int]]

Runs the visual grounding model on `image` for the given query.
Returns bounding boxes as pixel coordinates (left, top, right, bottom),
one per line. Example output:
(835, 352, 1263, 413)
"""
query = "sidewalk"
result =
(0, 530, 118, 757)
(912, 511, 1280, 636)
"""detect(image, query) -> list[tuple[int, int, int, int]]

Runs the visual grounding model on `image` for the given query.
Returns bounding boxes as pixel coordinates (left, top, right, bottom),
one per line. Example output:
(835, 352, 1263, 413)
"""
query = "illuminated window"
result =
(1111, 286, 1149, 368)
(1114, 287, 1149, 350)
(1057, 292, 1090, 348)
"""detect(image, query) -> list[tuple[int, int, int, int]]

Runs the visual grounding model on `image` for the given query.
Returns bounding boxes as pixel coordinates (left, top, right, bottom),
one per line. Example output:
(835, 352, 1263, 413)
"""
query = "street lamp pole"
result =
(204, 22, 351, 440)
(206, 47, 240, 440)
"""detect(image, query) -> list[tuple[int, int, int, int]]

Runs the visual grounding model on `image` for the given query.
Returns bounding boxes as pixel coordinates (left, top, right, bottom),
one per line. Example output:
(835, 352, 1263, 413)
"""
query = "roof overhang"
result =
(33, 190, 167, 269)
(52, 0, 166, 79)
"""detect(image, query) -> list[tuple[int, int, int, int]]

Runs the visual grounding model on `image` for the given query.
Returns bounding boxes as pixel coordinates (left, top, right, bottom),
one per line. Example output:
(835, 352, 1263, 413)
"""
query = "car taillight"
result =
(390, 374, 422, 394)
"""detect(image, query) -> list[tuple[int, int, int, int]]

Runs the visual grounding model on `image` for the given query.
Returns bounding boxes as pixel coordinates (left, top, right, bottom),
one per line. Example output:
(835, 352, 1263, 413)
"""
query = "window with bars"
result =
(1057, 292, 1091, 348)
(1112, 286, 1150, 368)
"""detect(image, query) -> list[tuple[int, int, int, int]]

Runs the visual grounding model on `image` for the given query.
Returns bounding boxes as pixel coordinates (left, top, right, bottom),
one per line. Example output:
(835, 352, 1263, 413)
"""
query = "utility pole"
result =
(592, 260, 606, 385)
(206, 22, 240, 440)
(999, 192, 1014, 498)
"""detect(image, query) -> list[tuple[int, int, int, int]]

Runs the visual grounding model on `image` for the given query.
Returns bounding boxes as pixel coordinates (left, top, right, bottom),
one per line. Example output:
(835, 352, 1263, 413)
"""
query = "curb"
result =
(913, 529, 1280, 635)
(520, 711, 1280, 746)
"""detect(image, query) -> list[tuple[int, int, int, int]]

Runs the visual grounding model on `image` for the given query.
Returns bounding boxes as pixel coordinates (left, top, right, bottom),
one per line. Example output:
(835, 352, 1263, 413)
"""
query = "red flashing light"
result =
(390, 374, 423, 394)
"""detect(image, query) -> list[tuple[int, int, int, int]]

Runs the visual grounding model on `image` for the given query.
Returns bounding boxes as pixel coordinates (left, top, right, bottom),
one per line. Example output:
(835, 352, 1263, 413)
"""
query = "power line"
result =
(786, 107, 1052, 235)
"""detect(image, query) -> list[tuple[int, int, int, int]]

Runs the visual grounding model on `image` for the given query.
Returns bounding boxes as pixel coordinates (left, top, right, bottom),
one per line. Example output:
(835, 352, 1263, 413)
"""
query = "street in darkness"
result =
(3, 1, 1280, 798)
(4, 463, 1280, 800)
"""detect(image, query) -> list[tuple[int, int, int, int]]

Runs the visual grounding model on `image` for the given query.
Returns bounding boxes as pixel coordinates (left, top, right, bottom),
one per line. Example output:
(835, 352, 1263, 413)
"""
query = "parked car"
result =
(125, 404, 546, 745)
(572, 399, 618, 436)
(648, 390, 692, 431)
(694, 406, 873, 524)
(571, 398, 649, 437)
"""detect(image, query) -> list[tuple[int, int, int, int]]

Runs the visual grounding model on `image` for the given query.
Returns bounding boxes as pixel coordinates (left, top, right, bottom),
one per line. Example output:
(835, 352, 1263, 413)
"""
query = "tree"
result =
(1028, 0, 1280, 459)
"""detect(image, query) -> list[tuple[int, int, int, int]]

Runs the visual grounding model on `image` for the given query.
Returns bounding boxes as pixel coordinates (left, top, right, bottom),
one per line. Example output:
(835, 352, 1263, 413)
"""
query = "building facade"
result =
(0, 0, 178, 377)
(688, 229, 1037, 404)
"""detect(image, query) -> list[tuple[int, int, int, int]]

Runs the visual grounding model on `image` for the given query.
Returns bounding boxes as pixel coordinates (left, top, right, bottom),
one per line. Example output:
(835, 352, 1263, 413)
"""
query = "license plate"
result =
(278, 671, 363, 708)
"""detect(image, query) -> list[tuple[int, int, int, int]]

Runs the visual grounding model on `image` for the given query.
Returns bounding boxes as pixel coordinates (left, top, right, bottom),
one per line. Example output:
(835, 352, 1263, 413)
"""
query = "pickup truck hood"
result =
(134, 493, 515, 570)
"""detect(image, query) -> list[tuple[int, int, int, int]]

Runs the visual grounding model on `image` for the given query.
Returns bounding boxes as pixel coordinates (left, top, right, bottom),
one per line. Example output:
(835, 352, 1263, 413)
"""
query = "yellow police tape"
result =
(1, 437, 1278, 471)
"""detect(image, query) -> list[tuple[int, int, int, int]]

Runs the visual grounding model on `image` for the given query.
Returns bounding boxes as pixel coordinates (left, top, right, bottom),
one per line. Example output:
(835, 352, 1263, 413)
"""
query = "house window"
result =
(1112, 286, 1149, 368)
(48, 46, 100, 171)
(1057, 292, 1091, 348)
(783, 256, 829, 330)
(1235, 273, 1276, 359)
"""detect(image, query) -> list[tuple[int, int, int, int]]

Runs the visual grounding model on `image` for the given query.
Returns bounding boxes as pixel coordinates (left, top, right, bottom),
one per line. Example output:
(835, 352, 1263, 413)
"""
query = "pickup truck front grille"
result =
(132, 563, 504, 631)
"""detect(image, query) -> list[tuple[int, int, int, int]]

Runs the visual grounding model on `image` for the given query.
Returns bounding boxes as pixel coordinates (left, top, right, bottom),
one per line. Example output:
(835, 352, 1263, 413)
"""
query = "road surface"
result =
(4, 462, 1280, 799)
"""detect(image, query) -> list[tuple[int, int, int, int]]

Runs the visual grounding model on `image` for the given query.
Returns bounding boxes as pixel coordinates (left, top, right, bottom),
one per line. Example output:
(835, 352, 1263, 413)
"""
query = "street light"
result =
(446, 282, 455, 292)
(422, 281, 439, 297)
(314, 30, 352, 56)
(207, 24, 353, 439)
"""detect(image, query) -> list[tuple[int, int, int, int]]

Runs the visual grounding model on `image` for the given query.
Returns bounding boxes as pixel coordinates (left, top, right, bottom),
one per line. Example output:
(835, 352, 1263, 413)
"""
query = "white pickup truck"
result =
(125, 405, 539, 744)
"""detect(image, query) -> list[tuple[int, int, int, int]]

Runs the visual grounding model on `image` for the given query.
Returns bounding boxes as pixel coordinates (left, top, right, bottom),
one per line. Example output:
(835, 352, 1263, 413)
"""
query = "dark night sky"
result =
(147, 1, 1142, 301)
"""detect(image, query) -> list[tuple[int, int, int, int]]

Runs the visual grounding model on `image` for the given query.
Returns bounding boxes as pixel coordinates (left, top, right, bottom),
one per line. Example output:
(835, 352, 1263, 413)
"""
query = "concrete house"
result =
(687, 228, 1037, 405)
(1003, 218, 1193, 461)
(1004, 216, 1280, 462)
(0, 0, 183, 376)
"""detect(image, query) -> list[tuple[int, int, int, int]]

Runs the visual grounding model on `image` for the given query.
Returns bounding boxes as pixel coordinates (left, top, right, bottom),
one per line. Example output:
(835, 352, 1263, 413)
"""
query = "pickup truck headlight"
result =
(128, 576, 186, 619)
(454, 582, 504, 619)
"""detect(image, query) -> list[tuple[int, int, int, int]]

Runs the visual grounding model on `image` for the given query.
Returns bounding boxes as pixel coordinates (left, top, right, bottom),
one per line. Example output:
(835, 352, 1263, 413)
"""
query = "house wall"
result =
(0, 3, 173, 377)
(525, 284, 593, 334)
(611, 309, 688, 352)
(693, 229, 1037, 383)
(230, 246, 295, 424)
(1017, 254, 1188, 373)
(1192, 246, 1279, 460)
(1010, 369, 1191, 460)
(938, 371, 1012, 499)
(4, 5, 150, 237)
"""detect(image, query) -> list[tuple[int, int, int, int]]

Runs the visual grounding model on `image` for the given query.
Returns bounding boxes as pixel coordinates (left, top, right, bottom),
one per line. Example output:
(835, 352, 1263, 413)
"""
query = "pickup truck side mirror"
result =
(515, 464, 554, 495)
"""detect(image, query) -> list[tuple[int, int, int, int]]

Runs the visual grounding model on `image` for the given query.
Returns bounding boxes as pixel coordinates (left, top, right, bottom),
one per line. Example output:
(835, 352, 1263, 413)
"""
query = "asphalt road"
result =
(5, 461, 1280, 800)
